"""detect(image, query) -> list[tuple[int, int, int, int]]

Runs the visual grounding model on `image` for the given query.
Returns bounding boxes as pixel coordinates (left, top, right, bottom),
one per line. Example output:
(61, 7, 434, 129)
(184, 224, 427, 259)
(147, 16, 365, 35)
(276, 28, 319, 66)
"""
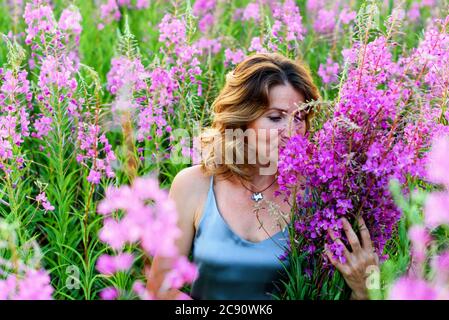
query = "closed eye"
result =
(268, 116, 283, 122)
(294, 115, 305, 123)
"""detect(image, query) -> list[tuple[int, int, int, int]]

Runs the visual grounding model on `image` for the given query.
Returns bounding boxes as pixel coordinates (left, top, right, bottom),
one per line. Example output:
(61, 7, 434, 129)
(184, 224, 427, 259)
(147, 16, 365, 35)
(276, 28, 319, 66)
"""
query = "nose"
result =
(278, 128, 289, 145)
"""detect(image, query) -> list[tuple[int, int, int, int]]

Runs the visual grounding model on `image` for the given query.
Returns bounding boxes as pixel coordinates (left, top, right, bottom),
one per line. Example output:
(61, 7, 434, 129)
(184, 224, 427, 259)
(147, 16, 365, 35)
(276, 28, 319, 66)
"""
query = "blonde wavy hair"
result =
(200, 53, 320, 181)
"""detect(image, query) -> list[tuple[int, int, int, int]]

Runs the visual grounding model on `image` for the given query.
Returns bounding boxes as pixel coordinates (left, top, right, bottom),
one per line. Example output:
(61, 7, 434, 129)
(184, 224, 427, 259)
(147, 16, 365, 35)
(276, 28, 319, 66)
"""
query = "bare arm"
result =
(146, 166, 207, 299)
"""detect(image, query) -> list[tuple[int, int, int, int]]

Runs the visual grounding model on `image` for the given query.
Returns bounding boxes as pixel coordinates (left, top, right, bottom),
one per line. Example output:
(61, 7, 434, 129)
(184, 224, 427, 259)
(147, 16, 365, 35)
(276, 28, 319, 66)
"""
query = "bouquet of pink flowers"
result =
(277, 16, 449, 297)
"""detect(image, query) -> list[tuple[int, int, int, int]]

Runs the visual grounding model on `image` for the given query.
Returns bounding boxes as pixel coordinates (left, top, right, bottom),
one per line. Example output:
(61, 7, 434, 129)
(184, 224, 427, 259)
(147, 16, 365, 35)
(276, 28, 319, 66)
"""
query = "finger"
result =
(374, 252, 380, 265)
(327, 228, 351, 262)
(341, 217, 362, 253)
(358, 216, 373, 251)
(324, 244, 349, 275)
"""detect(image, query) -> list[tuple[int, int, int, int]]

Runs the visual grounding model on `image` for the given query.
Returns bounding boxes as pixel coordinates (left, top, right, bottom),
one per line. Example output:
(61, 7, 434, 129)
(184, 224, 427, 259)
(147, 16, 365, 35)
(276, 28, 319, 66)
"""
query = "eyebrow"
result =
(266, 107, 289, 113)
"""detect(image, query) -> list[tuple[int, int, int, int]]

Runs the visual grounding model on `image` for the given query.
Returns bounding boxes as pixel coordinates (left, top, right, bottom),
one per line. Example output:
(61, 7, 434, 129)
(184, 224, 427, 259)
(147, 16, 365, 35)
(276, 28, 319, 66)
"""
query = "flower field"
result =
(0, 0, 448, 300)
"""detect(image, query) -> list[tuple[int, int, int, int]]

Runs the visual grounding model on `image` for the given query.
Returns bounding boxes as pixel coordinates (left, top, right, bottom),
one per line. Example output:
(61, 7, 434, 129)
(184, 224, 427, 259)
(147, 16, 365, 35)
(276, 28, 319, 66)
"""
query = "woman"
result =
(147, 53, 379, 300)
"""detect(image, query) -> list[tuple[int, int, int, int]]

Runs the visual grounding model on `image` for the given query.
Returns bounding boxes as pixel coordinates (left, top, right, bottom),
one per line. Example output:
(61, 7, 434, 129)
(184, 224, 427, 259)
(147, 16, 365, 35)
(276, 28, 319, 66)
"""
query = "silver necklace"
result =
(240, 178, 277, 203)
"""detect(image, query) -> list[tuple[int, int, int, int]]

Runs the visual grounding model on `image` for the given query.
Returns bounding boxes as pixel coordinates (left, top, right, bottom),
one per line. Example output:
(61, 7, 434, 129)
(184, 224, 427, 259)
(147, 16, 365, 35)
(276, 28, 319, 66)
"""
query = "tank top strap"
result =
(194, 175, 215, 239)
(209, 174, 214, 192)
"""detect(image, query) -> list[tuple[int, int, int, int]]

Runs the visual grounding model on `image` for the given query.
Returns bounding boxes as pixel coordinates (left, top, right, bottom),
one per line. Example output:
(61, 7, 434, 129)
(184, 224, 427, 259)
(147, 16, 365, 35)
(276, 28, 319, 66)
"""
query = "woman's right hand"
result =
(145, 263, 193, 300)
(157, 288, 192, 300)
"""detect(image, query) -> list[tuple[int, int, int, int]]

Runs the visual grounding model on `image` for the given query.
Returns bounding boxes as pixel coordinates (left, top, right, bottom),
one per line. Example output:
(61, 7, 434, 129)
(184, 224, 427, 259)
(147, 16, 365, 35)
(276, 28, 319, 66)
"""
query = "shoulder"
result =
(169, 165, 211, 210)
(170, 165, 212, 232)
(170, 165, 210, 193)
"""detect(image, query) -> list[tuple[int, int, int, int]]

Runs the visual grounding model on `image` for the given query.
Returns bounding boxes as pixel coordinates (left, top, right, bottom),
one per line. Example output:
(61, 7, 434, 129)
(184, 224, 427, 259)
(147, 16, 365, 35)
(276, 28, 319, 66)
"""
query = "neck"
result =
(248, 174, 277, 188)
(236, 168, 278, 191)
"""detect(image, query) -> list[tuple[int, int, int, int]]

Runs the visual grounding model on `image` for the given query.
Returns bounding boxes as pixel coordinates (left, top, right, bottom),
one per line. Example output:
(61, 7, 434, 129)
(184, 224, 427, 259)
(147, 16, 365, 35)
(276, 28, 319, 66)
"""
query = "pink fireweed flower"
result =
(242, 2, 261, 22)
(135, 0, 149, 9)
(339, 7, 356, 25)
(132, 280, 155, 300)
(426, 135, 449, 189)
(96, 254, 116, 275)
(400, 17, 449, 103)
(86, 170, 101, 184)
(99, 218, 129, 250)
(96, 253, 134, 275)
(248, 37, 267, 53)
(0, 260, 54, 300)
(97, 0, 149, 28)
(58, 5, 82, 36)
(97, 177, 197, 298)
(408, 2, 421, 22)
(390, 134, 449, 300)
(389, 277, 439, 300)
(27, 1, 82, 141)
(13, 269, 53, 300)
(424, 192, 449, 229)
(159, 13, 188, 48)
(0, 68, 31, 171)
(23, 0, 57, 45)
(193, 0, 216, 33)
(224, 48, 246, 67)
(36, 192, 55, 211)
(100, 0, 121, 23)
(277, 33, 436, 271)
(193, 37, 222, 55)
(193, 0, 216, 14)
(76, 123, 116, 185)
(99, 287, 119, 300)
(314, 9, 337, 34)
(433, 251, 449, 284)
(24, 1, 81, 68)
(32, 116, 52, 139)
(318, 57, 340, 85)
(408, 225, 432, 264)
(136, 68, 178, 141)
(422, 135, 449, 229)
(271, 0, 305, 42)
(133, 13, 203, 143)
(198, 13, 214, 34)
(0, 219, 54, 300)
(106, 57, 149, 96)
(157, 14, 202, 85)
(306, 0, 323, 13)
(162, 256, 199, 290)
(38, 55, 78, 90)
(421, 0, 436, 6)
(97, 177, 186, 254)
(112, 12, 204, 177)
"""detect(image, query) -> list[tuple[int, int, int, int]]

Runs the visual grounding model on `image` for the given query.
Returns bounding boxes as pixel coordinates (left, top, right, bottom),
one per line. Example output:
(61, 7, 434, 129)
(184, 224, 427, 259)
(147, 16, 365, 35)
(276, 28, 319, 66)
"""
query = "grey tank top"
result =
(190, 175, 291, 300)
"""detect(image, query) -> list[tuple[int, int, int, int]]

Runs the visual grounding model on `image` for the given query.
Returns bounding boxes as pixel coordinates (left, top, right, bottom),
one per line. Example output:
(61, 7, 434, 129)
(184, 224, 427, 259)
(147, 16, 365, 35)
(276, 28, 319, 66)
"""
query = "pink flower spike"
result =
(96, 254, 117, 275)
(427, 135, 449, 189)
(87, 169, 101, 184)
(99, 287, 119, 300)
(389, 277, 438, 300)
(114, 253, 134, 272)
(424, 192, 449, 229)
(36, 192, 55, 212)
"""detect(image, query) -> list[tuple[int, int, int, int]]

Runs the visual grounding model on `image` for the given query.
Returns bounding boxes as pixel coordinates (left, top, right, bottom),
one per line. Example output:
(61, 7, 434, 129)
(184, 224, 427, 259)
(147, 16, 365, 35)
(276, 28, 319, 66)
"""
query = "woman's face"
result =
(246, 83, 306, 172)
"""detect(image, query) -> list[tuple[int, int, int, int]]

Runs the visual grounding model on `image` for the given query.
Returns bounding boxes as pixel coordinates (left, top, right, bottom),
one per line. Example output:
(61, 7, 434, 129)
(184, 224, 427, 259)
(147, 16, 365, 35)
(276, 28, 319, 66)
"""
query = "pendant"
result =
(251, 192, 264, 202)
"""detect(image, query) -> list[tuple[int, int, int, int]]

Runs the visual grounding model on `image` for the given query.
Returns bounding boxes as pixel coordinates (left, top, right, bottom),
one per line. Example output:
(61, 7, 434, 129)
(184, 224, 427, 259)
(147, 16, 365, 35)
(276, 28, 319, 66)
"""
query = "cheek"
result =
(248, 119, 284, 150)
(297, 123, 307, 136)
